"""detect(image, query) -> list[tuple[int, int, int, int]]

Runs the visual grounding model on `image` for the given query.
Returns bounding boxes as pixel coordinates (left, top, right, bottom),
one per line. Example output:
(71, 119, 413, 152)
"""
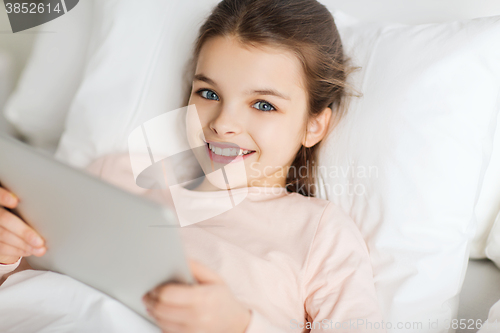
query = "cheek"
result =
(185, 103, 212, 175)
(191, 98, 219, 128)
(252, 117, 304, 163)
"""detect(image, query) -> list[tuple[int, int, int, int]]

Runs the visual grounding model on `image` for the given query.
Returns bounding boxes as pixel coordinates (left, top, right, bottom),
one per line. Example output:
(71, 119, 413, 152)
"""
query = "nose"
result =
(209, 106, 242, 137)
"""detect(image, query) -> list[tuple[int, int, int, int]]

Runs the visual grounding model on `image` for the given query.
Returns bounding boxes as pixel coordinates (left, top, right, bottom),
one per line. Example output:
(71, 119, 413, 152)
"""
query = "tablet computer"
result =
(0, 133, 193, 324)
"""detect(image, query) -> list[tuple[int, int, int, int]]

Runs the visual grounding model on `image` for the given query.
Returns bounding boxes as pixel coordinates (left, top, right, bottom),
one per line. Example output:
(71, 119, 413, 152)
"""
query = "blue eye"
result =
(252, 101, 276, 112)
(198, 89, 219, 101)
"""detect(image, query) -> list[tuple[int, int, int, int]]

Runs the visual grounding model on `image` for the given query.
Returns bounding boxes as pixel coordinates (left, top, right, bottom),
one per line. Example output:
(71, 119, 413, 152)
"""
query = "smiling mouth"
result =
(206, 142, 255, 157)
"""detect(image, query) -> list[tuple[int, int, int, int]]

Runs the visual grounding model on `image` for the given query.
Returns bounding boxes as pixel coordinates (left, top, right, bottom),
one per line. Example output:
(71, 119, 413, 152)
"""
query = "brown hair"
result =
(186, 0, 354, 197)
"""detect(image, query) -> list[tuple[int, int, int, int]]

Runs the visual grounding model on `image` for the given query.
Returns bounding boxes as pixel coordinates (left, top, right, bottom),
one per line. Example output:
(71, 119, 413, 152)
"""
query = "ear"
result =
(303, 107, 332, 148)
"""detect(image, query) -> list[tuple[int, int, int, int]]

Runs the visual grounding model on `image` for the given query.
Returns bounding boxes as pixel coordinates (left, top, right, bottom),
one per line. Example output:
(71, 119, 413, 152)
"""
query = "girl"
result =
(0, 0, 385, 332)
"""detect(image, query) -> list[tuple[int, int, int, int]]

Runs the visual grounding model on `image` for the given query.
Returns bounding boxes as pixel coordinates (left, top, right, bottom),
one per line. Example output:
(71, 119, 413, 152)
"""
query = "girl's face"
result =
(187, 35, 329, 190)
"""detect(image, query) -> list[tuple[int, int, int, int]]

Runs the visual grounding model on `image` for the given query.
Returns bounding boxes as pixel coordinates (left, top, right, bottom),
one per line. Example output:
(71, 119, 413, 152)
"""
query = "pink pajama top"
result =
(0, 154, 385, 332)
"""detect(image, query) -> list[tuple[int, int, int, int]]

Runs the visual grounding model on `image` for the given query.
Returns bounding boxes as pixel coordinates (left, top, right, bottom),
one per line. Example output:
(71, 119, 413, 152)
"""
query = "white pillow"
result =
(3, 0, 92, 152)
(54, 0, 500, 331)
(485, 211, 500, 267)
(318, 10, 500, 330)
(55, 0, 220, 167)
(471, 117, 500, 258)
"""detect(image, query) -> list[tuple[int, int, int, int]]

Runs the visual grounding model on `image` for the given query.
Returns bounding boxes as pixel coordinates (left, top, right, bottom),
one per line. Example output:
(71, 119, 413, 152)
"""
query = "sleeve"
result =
(302, 203, 386, 333)
(0, 256, 22, 280)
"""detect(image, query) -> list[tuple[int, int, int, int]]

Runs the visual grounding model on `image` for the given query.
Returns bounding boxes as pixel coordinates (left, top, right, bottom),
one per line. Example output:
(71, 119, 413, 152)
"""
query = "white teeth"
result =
(208, 143, 253, 157)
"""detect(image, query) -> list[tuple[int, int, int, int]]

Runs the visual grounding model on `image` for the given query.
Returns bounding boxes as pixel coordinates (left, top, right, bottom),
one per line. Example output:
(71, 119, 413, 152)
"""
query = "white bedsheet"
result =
(0, 270, 160, 333)
(2, 264, 500, 332)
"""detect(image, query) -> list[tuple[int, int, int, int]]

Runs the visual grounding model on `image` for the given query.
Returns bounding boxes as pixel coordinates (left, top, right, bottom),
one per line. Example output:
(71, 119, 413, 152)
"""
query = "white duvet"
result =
(0, 270, 160, 333)
(2, 269, 500, 333)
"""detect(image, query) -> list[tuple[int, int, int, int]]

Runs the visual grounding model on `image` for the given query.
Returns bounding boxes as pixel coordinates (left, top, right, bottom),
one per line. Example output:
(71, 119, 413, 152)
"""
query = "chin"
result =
(205, 167, 249, 190)
(205, 172, 230, 189)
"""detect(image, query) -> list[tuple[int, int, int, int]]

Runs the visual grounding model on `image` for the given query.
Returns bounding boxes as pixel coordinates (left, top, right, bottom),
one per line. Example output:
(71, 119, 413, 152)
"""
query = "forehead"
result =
(195, 35, 306, 93)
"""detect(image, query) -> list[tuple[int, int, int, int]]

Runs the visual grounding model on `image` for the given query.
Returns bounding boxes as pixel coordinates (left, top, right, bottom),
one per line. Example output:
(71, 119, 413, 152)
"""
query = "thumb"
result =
(189, 259, 224, 284)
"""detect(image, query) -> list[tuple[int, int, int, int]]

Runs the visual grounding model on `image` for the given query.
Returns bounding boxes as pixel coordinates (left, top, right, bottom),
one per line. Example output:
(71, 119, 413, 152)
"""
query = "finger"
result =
(0, 241, 31, 258)
(189, 259, 224, 284)
(150, 283, 199, 307)
(146, 301, 193, 324)
(0, 226, 45, 255)
(154, 318, 186, 333)
(0, 187, 18, 209)
(0, 208, 44, 248)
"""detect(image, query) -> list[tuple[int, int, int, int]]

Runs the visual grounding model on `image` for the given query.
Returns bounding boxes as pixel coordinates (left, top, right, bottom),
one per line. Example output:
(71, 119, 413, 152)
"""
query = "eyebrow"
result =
(193, 73, 291, 101)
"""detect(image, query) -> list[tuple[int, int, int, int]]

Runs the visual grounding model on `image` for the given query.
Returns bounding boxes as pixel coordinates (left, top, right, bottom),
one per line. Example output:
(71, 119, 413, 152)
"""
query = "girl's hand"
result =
(0, 186, 46, 265)
(143, 259, 251, 333)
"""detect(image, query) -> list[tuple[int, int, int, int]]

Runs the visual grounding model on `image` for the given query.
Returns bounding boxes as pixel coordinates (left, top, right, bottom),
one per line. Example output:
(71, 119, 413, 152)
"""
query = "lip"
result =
(204, 140, 256, 164)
